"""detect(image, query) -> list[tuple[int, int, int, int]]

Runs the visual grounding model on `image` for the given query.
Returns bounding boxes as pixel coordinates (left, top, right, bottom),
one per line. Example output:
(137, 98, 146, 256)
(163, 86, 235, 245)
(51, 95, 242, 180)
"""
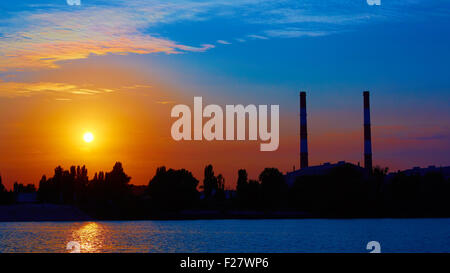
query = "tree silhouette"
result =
(217, 174, 225, 191)
(236, 169, 258, 208)
(147, 166, 199, 211)
(247, 179, 261, 208)
(103, 162, 132, 205)
(259, 168, 287, 208)
(0, 175, 5, 193)
(38, 165, 88, 204)
(236, 169, 248, 199)
(13, 182, 36, 193)
(203, 164, 218, 199)
(215, 173, 226, 203)
(22, 160, 450, 218)
(0, 175, 8, 204)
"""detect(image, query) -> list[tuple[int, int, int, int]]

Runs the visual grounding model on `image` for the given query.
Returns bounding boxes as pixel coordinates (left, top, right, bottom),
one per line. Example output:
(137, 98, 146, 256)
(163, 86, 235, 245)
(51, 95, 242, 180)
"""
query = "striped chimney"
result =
(300, 91, 308, 169)
(363, 91, 373, 172)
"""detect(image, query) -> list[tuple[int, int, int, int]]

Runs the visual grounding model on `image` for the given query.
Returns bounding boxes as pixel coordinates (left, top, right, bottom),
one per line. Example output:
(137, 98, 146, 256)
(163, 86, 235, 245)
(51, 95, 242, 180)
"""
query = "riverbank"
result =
(1, 204, 448, 221)
(0, 204, 316, 221)
(139, 210, 315, 220)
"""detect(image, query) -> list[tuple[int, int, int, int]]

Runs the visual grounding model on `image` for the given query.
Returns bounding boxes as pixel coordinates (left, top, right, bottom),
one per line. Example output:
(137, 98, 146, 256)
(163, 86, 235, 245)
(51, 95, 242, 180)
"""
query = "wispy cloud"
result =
(0, 2, 218, 71)
(121, 84, 153, 90)
(411, 133, 449, 141)
(376, 124, 450, 143)
(254, 7, 380, 25)
(0, 80, 115, 97)
(156, 100, 176, 105)
(247, 34, 269, 40)
(264, 28, 332, 38)
(217, 40, 231, 45)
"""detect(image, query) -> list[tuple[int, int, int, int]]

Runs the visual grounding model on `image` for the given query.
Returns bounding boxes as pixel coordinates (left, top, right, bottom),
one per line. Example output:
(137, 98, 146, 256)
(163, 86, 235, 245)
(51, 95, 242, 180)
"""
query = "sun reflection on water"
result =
(71, 222, 106, 253)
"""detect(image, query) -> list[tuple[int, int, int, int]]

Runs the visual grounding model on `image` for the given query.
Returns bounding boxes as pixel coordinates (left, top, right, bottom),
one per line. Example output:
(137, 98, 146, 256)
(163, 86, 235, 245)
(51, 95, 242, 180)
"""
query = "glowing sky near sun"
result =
(0, 0, 449, 189)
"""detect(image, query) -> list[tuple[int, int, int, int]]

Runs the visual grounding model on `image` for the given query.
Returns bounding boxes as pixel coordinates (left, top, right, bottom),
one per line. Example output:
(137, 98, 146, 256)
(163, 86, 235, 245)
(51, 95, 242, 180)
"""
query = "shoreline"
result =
(1, 204, 449, 222)
(0, 204, 93, 222)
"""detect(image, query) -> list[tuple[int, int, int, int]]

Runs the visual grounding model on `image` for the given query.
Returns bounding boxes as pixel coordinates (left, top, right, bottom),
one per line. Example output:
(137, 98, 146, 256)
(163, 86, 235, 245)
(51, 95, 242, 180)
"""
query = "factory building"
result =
(285, 91, 371, 186)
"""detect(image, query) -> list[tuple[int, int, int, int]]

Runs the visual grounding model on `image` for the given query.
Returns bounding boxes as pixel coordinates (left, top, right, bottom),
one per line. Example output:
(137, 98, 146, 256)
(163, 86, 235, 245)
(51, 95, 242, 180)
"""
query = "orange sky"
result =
(0, 61, 298, 190)
(0, 57, 447, 190)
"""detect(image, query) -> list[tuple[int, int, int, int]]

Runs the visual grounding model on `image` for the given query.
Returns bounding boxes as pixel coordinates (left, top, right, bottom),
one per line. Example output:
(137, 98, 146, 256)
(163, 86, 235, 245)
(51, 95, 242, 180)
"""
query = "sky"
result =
(0, 0, 449, 189)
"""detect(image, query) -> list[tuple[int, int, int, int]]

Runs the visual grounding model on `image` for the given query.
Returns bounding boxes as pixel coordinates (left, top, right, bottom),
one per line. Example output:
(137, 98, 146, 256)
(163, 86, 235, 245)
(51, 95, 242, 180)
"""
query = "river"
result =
(0, 219, 449, 253)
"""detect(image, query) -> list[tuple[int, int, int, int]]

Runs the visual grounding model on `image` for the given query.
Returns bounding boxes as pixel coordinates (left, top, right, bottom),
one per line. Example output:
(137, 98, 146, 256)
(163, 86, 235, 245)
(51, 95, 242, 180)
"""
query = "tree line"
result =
(0, 162, 449, 218)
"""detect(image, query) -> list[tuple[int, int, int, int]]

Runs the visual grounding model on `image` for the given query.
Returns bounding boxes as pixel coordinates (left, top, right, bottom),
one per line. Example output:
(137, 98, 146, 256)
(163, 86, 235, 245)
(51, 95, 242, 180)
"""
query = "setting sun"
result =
(83, 132, 94, 143)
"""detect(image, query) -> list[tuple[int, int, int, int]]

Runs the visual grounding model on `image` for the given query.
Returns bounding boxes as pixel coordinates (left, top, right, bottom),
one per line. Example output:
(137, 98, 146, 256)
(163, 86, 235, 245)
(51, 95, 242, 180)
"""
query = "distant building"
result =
(224, 190, 236, 200)
(13, 182, 37, 203)
(285, 161, 365, 187)
(388, 166, 450, 180)
(15, 192, 38, 203)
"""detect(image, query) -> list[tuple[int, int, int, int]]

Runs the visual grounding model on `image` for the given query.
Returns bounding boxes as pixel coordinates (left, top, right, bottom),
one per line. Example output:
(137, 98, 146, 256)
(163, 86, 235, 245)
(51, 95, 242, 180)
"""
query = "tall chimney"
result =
(363, 91, 373, 172)
(300, 91, 308, 169)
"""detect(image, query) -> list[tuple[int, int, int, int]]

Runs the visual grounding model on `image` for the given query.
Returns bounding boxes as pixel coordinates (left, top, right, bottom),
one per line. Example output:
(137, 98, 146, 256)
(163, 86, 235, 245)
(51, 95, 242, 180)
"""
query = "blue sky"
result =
(2, 1, 449, 92)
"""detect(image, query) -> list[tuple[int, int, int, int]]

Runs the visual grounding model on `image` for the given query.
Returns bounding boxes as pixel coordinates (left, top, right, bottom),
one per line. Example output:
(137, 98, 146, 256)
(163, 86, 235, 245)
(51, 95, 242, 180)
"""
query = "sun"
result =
(83, 132, 94, 143)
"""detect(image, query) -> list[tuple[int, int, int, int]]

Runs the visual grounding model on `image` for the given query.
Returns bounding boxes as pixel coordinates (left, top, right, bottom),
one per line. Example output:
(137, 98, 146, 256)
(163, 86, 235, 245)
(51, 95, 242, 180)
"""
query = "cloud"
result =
(217, 40, 231, 45)
(0, 81, 115, 97)
(264, 28, 332, 38)
(411, 134, 449, 141)
(376, 124, 450, 143)
(156, 100, 176, 105)
(0, 0, 433, 72)
(0, 2, 218, 71)
(255, 8, 380, 25)
(121, 84, 153, 90)
(247, 34, 269, 40)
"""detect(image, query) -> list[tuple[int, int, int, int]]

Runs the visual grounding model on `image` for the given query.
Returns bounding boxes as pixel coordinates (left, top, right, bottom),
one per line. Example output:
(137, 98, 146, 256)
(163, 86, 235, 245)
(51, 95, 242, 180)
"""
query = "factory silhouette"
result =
(286, 91, 374, 186)
(1, 91, 449, 220)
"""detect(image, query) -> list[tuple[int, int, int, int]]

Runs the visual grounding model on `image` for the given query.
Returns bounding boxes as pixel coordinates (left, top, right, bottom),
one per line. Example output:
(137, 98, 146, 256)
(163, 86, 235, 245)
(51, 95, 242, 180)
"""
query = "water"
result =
(0, 219, 449, 253)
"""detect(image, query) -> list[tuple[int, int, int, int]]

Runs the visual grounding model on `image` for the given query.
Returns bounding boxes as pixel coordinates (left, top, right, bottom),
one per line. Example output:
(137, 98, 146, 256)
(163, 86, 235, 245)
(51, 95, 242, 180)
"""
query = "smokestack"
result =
(363, 91, 373, 172)
(300, 91, 308, 169)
